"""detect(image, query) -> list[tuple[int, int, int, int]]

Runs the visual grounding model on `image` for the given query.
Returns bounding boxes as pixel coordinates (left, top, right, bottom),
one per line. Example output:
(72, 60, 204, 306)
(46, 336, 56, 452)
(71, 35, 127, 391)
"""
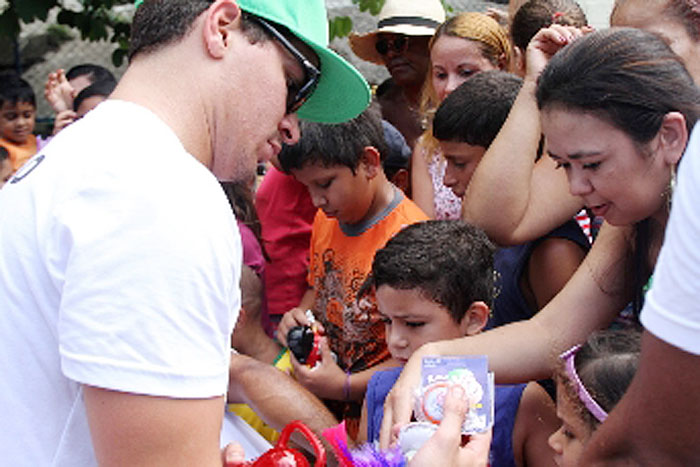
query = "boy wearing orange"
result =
(0, 74, 45, 172)
(276, 106, 428, 438)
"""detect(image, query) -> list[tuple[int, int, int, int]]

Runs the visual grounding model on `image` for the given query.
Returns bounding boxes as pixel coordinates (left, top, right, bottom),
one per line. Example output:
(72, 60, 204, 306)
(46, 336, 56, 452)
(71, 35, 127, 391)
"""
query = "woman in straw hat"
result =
(349, 0, 446, 148)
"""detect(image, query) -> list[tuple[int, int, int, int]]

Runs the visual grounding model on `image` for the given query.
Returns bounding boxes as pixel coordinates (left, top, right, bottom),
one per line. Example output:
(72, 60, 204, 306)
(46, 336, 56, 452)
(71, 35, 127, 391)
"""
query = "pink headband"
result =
(560, 345, 608, 423)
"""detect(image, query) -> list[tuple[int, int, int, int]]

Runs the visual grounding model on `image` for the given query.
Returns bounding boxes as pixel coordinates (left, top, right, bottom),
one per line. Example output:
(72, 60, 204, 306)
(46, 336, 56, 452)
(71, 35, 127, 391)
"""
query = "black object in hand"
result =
(287, 325, 315, 364)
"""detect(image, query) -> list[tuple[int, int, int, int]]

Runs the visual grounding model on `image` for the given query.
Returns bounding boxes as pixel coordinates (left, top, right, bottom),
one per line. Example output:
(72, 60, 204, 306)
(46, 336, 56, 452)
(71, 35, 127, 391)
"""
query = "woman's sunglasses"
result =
(375, 35, 409, 56)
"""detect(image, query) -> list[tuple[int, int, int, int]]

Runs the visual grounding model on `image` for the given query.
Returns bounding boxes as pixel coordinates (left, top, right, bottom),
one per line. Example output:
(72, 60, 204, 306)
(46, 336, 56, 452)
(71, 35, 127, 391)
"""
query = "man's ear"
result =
(657, 111, 688, 167)
(359, 146, 382, 179)
(459, 301, 490, 336)
(202, 0, 242, 59)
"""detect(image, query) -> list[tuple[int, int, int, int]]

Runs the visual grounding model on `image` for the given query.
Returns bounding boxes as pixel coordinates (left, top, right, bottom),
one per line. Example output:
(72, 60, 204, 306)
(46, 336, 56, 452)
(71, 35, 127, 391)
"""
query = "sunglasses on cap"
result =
(245, 14, 321, 115)
(375, 35, 409, 56)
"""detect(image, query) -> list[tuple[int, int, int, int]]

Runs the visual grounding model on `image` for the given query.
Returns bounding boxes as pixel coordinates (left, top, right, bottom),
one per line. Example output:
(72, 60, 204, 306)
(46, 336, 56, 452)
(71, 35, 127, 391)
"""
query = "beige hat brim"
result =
(349, 25, 437, 65)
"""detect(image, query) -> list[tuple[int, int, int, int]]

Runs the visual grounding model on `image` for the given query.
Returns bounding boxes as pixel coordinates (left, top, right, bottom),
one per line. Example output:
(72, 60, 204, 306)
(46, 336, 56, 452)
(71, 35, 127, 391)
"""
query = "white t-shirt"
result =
(641, 123, 700, 355)
(0, 100, 241, 465)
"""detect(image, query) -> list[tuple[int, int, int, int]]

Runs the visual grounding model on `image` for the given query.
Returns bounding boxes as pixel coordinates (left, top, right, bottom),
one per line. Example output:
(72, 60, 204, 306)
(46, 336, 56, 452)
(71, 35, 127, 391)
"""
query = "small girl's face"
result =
(430, 35, 499, 103)
(548, 381, 593, 467)
(0, 100, 36, 145)
(375, 285, 467, 364)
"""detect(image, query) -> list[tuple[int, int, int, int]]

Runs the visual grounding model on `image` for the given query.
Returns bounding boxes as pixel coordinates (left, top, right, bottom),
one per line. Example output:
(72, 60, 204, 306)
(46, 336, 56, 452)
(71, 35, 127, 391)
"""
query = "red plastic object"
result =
(250, 420, 326, 467)
(306, 333, 322, 368)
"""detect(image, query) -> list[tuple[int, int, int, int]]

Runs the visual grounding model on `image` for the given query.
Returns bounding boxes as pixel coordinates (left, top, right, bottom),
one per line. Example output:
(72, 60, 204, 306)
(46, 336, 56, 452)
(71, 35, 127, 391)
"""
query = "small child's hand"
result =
(52, 110, 77, 135)
(44, 69, 76, 114)
(290, 337, 345, 400)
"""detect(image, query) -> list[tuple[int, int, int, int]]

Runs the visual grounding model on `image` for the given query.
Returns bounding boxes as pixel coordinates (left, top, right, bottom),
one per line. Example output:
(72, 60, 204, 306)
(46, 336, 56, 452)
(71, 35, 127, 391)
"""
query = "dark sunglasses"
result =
(375, 35, 409, 56)
(246, 14, 321, 114)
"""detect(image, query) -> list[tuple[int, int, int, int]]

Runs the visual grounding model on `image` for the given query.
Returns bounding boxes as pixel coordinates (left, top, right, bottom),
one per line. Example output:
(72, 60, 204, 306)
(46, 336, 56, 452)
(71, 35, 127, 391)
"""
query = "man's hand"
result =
(290, 336, 345, 400)
(409, 385, 492, 467)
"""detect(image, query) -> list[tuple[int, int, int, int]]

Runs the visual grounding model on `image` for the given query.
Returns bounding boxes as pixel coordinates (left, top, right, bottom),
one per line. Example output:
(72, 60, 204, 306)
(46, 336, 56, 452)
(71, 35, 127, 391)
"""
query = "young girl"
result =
(549, 329, 641, 466)
(380, 27, 700, 447)
(411, 12, 511, 219)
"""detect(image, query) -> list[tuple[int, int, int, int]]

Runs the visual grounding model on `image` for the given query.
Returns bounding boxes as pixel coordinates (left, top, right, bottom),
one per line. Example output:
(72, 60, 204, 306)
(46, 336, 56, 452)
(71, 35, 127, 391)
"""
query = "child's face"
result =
(548, 381, 594, 467)
(439, 140, 486, 199)
(292, 162, 374, 225)
(376, 285, 466, 364)
(0, 158, 12, 188)
(0, 101, 36, 145)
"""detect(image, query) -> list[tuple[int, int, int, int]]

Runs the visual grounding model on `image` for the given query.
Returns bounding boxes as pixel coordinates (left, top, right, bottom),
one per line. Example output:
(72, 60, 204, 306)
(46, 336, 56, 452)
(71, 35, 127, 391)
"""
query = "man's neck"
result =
(110, 50, 213, 166)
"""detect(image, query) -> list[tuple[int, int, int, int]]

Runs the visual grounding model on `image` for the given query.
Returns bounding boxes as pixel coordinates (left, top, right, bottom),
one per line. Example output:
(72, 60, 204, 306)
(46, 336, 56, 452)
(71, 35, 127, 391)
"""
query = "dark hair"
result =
(0, 72, 36, 108)
(278, 104, 388, 174)
(557, 328, 641, 430)
(537, 28, 700, 316)
(433, 70, 522, 147)
(381, 120, 410, 180)
(66, 64, 116, 85)
(0, 146, 8, 161)
(129, 1, 267, 60)
(536, 28, 700, 143)
(511, 0, 587, 51)
(73, 80, 117, 112)
(361, 220, 496, 323)
(612, 0, 700, 41)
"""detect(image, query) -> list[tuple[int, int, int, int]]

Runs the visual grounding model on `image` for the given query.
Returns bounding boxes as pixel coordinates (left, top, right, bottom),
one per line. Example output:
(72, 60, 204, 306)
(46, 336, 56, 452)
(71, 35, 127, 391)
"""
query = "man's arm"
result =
(581, 331, 700, 465)
(84, 386, 225, 466)
(227, 353, 339, 442)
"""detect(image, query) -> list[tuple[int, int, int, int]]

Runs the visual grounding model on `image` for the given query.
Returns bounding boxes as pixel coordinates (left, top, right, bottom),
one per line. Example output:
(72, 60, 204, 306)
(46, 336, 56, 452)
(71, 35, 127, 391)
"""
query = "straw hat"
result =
(349, 0, 446, 65)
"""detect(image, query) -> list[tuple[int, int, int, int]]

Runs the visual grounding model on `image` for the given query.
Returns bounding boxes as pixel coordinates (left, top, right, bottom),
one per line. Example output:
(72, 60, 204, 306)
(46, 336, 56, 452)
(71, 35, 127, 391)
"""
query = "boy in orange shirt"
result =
(0, 74, 45, 172)
(276, 105, 428, 438)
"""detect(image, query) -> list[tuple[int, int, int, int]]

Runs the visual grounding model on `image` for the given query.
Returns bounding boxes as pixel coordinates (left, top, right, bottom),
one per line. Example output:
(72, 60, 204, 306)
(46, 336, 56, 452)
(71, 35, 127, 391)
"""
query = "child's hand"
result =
(52, 110, 77, 135)
(290, 337, 345, 400)
(276, 307, 324, 347)
(44, 69, 76, 114)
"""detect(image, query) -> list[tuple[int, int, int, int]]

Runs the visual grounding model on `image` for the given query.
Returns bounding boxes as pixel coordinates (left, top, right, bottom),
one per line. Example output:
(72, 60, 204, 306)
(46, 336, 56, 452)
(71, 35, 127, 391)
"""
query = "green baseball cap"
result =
(237, 0, 370, 123)
(135, 0, 371, 123)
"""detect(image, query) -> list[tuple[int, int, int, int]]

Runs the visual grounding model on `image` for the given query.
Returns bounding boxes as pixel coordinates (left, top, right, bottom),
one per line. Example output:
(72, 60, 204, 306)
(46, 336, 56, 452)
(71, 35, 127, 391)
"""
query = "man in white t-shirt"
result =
(582, 126, 700, 465)
(0, 0, 369, 465)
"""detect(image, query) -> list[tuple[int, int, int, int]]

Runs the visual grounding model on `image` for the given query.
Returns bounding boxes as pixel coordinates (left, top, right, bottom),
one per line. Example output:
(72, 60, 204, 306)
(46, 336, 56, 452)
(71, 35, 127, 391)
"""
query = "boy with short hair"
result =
(359, 220, 559, 466)
(0, 73, 45, 172)
(276, 105, 428, 438)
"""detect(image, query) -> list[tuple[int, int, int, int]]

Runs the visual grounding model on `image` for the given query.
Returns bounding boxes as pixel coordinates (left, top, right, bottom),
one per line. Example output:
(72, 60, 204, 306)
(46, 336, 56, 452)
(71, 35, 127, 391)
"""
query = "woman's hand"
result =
(525, 25, 591, 83)
(379, 342, 434, 449)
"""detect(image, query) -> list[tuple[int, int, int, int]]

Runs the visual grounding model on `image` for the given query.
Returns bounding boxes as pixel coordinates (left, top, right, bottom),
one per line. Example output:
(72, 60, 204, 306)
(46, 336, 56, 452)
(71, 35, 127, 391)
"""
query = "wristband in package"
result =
(413, 355, 494, 434)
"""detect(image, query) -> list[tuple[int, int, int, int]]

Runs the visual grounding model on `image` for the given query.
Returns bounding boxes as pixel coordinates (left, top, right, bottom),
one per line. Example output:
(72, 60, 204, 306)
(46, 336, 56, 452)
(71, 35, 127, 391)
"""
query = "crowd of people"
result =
(1, 0, 700, 465)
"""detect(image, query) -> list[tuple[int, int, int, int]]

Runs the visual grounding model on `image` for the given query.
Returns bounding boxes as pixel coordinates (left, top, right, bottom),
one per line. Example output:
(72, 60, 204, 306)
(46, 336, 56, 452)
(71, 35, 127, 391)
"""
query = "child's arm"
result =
(527, 236, 588, 310)
(512, 383, 558, 467)
(291, 336, 401, 401)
